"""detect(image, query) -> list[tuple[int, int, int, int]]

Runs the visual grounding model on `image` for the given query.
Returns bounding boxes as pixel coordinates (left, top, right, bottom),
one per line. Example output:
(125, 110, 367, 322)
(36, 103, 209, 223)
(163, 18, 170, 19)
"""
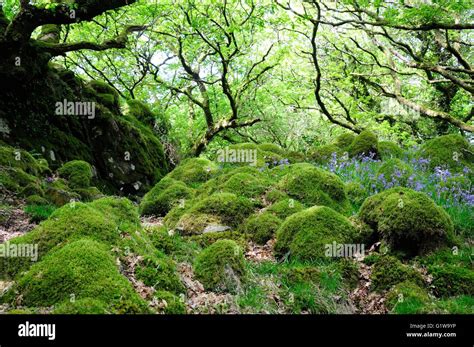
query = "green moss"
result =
(358, 187, 454, 256)
(274, 206, 357, 261)
(53, 298, 110, 314)
(0, 204, 13, 224)
(278, 167, 350, 214)
(257, 143, 286, 156)
(167, 158, 218, 186)
(386, 281, 430, 314)
(163, 199, 196, 229)
(428, 265, 474, 297)
(176, 213, 224, 235)
(265, 189, 288, 204)
(337, 259, 360, 289)
(0, 167, 38, 193)
(20, 182, 44, 198)
(135, 255, 184, 294)
(334, 133, 356, 149)
(376, 158, 413, 186)
(309, 144, 341, 164)
(186, 193, 255, 228)
(286, 151, 306, 163)
(281, 265, 321, 286)
(194, 239, 247, 293)
(190, 231, 249, 249)
(0, 202, 120, 278)
(218, 172, 268, 198)
(241, 213, 282, 245)
(379, 141, 403, 159)
(125, 99, 156, 128)
(345, 181, 367, 207)
(87, 80, 120, 110)
(24, 204, 56, 223)
(348, 130, 379, 158)
(0, 145, 43, 176)
(58, 160, 93, 189)
(10, 239, 148, 313)
(418, 134, 473, 172)
(89, 196, 140, 230)
(44, 179, 81, 207)
(370, 256, 424, 291)
(154, 291, 186, 314)
(149, 228, 180, 255)
(26, 195, 50, 208)
(74, 186, 103, 201)
(140, 180, 194, 217)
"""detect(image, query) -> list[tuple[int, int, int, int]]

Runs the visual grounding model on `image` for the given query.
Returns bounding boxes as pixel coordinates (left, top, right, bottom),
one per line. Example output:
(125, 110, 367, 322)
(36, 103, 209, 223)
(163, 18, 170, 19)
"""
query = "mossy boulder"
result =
(241, 213, 282, 245)
(53, 298, 110, 314)
(309, 144, 341, 164)
(370, 256, 424, 291)
(345, 181, 367, 206)
(9, 239, 148, 313)
(44, 178, 81, 206)
(25, 194, 49, 206)
(140, 179, 194, 216)
(348, 130, 379, 158)
(379, 141, 403, 159)
(278, 166, 350, 214)
(376, 158, 413, 187)
(274, 206, 358, 261)
(135, 255, 184, 294)
(0, 167, 38, 193)
(1, 199, 134, 278)
(167, 158, 218, 186)
(58, 160, 93, 189)
(358, 187, 454, 256)
(154, 291, 186, 314)
(266, 198, 305, 220)
(89, 196, 140, 228)
(386, 281, 430, 314)
(428, 265, 474, 297)
(125, 99, 156, 128)
(218, 172, 268, 199)
(87, 80, 120, 111)
(0, 145, 43, 176)
(194, 239, 247, 292)
(185, 193, 254, 228)
(257, 143, 286, 156)
(334, 133, 356, 149)
(176, 213, 224, 235)
(418, 134, 473, 172)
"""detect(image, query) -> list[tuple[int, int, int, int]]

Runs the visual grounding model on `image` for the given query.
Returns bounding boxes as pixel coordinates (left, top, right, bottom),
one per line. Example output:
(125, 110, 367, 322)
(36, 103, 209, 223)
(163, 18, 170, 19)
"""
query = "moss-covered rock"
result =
(167, 158, 218, 186)
(0, 199, 131, 278)
(140, 180, 194, 217)
(88, 196, 140, 228)
(386, 281, 430, 314)
(9, 239, 148, 313)
(334, 133, 356, 149)
(309, 144, 341, 164)
(376, 158, 413, 187)
(0, 167, 38, 193)
(257, 143, 286, 156)
(218, 172, 268, 199)
(0, 145, 43, 176)
(348, 130, 379, 158)
(428, 265, 474, 297)
(274, 206, 357, 261)
(265, 189, 288, 204)
(265, 198, 305, 220)
(87, 80, 120, 110)
(154, 291, 186, 314)
(176, 213, 224, 235)
(379, 141, 403, 159)
(20, 182, 44, 197)
(185, 193, 254, 228)
(58, 160, 93, 189)
(241, 213, 282, 245)
(278, 166, 350, 214)
(345, 181, 367, 207)
(194, 239, 247, 292)
(125, 99, 156, 128)
(358, 187, 454, 256)
(135, 255, 184, 294)
(53, 298, 110, 314)
(418, 134, 473, 172)
(25, 194, 49, 206)
(370, 256, 424, 291)
(44, 178, 81, 206)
